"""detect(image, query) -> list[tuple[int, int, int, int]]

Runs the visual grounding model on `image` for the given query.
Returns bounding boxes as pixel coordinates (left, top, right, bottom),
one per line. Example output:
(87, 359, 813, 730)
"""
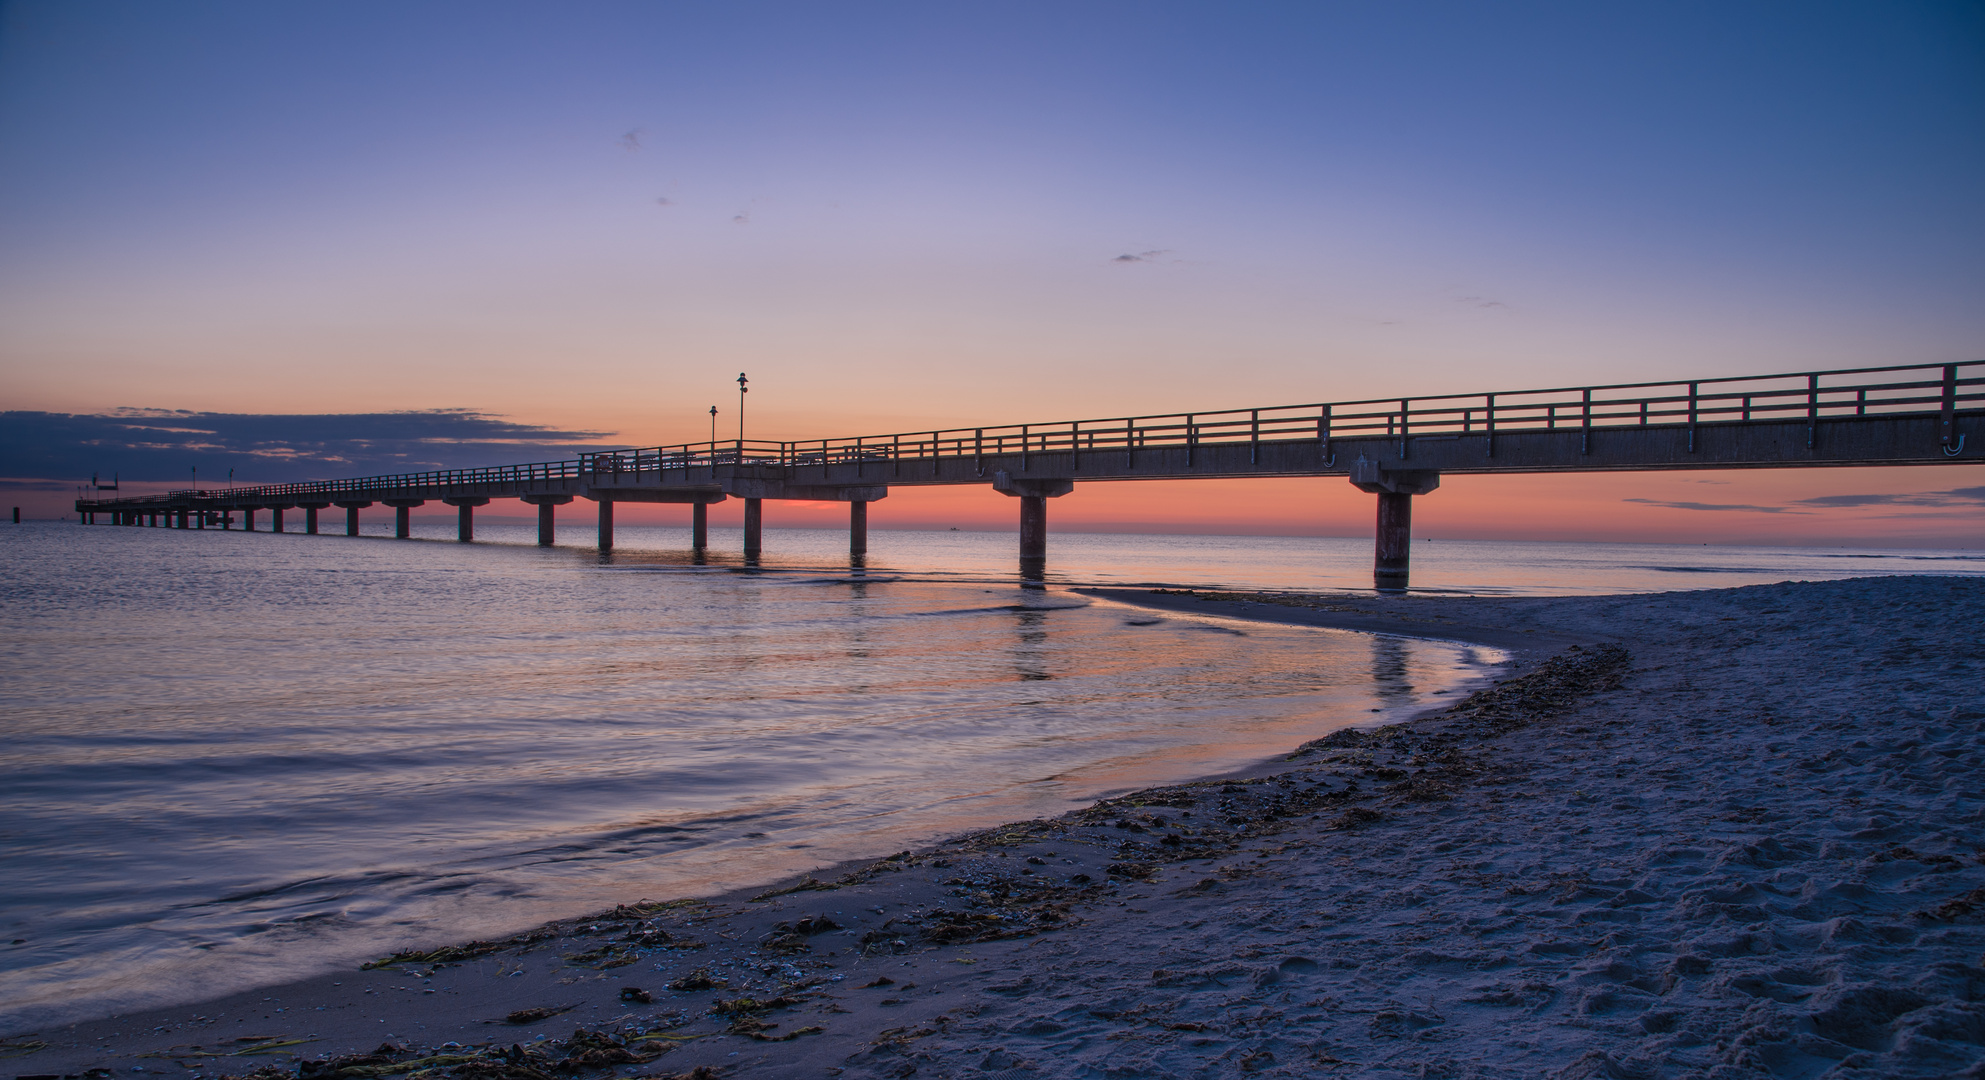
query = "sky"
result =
(1, 1, 1980, 542)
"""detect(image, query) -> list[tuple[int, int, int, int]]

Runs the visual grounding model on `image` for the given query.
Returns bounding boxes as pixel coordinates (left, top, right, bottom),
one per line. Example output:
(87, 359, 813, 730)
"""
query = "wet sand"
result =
(8, 576, 1983, 1079)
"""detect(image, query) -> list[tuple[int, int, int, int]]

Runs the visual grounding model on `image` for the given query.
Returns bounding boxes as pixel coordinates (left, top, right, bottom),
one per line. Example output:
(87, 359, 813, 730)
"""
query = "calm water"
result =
(3, 521, 1979, 1032)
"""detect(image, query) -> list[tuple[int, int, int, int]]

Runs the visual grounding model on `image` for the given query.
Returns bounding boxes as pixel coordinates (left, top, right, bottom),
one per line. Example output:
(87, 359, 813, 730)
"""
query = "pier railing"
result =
(129, 360, 1981, 504)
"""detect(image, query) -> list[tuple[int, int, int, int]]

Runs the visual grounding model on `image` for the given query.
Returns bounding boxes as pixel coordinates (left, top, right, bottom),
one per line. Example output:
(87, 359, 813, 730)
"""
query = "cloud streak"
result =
(1622, 498, 1802, 514)
(0, 409, 615, 484)
(1794, 487, 1985, 508)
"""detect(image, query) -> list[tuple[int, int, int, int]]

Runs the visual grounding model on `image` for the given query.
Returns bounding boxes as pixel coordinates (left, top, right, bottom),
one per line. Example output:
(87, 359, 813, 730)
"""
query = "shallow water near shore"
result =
(3, 521, 1979, 1033)
(1, 522, 1498, 1032)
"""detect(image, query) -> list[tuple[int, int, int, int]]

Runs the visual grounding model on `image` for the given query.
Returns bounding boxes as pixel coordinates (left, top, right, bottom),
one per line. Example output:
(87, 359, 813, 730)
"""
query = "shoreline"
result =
(9, 576, 1984, 1079)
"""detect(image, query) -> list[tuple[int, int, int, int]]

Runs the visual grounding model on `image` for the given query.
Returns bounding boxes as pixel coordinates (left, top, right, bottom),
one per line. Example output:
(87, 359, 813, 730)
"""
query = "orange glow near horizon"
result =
(26, 465, 1982, 546)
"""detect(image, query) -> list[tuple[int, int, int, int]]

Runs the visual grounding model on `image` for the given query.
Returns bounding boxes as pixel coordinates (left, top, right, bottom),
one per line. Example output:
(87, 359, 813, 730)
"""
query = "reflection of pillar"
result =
(396, 506, 411, 538)
(598, 499, 614, 551)
(538, 502, 555, 546)
(347, 506, 360, 535)
(305, 507, 319, 534)
(850, 500, 868, 557)
(691, 502, 708, 551)
(743, 498, 762, 558)
(1018, 497, 1046, 560)
(1374, 492, 1411, 590)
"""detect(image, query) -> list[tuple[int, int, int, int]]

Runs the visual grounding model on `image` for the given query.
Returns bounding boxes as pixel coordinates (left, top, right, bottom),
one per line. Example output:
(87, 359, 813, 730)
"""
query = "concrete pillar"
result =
(220, 513, 230, 530)
(347, 506, 361, 535)
(243, 508, 256, 532)
(1374, 493, 1412, 590)
(197, 511, 206, 530)
(305, 507, 319, 535)
(396, 506, 411, 538)
(598, 499, 614, 551)
(271, 508, 285, 534)
(691, 502, 708, 551)
(1018, 496, 1047, 561)
(457, 503, 474, 542)
(743, 498, 762, 558)
(850, 500, 868, 558)
(1348, 461, 1439, 592)
(538, 501, 555, 546)
(177, 509, 190, 529)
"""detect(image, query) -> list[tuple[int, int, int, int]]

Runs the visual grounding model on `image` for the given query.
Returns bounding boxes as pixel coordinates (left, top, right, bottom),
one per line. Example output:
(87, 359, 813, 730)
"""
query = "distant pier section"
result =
(75, 361, 1981, 589)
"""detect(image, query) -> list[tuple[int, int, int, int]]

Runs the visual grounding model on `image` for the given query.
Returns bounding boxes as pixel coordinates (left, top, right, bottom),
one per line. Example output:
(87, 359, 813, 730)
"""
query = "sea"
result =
(3, 520, 1980, 1032)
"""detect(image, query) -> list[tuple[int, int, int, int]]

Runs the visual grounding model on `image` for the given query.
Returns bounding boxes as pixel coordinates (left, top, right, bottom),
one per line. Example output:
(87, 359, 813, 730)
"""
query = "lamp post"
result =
(736, 372, 748, 444)
(709, 405, 717, 446)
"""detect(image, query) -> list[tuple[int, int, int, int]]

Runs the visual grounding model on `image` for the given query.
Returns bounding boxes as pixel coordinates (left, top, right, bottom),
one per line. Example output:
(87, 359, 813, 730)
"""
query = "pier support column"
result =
(991, 473, 1075, 580)
(1374, 493, 1411, 589)
(305, 507, 319, 534)
(691, 502, 708, 552)
(1348, 461, 1440, 592)
(443, 497, 488, 542)
(598, 498, 614, 551)
(347, 507, 360, 535)
(850, 500, 868, 558)
(271, 508, 285, 534)
(243, 508, 256, 532)
(1018, 497, 1045, 560)
(521, 495, 570, 547)
(177, 509, 190, 529)
(197, 511, 207, 530)
(380, 499, 423, 538)
(743, 498, 762, 559)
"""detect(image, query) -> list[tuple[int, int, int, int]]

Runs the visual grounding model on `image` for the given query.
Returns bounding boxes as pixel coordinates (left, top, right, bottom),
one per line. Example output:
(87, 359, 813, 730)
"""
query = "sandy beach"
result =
(8, 575, 1983, 1080)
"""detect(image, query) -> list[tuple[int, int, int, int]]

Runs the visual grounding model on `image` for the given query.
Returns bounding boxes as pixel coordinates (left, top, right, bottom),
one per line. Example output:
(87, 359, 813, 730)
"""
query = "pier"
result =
(75, 361, 1981, 588)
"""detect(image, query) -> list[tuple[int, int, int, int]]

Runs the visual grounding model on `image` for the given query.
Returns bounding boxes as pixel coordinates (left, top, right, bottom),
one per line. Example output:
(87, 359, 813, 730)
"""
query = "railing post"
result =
(1943, 364, 1959, 449)
(1808, 373, 1819, 449)
(1581, 388, 1592, 455)
(1485, 394, 1495, 458)
(1320, 404, 1332, 464)
(1398, 398, 1409, 459)
(1250, 409, 1260, 465)
(1688, 382, 1698, 453)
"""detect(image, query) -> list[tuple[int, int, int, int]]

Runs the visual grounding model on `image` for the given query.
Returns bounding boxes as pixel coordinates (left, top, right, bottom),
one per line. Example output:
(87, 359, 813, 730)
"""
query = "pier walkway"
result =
(74, 361, 1981, 588)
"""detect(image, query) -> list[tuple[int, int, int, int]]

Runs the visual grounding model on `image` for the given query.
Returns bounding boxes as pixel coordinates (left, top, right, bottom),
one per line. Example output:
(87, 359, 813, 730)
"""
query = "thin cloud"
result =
(732, 212, 750, 225)
(619, 129, 644, 151)
(1795, 487, 1985, 508)
(1622, 498, 1803, 514)
(0, 409, 616, 484)
(654, 197, 675, 207)
(1112, 249, 1170, 263)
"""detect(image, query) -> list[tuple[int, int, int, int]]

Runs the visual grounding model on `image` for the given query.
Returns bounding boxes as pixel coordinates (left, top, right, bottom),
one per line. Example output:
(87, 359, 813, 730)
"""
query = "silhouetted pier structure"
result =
(75, 361, 1981, 589)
